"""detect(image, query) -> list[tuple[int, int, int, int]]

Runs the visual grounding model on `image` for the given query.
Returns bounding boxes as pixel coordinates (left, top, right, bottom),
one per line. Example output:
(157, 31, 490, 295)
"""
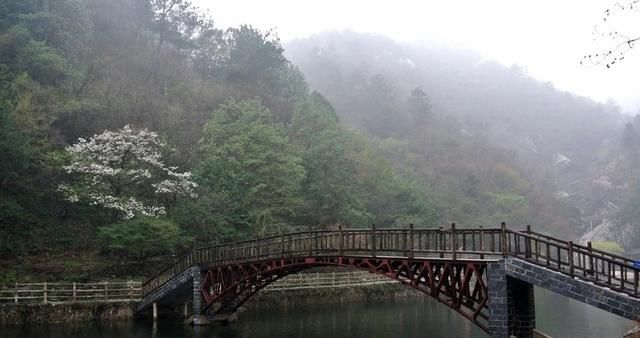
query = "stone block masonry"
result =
(505, 257, 640, 322)
(489, 257, 640, 338)
(137, 266, 200, 313)
(488, 261, 536, 338)
(488, 261, 510, 338)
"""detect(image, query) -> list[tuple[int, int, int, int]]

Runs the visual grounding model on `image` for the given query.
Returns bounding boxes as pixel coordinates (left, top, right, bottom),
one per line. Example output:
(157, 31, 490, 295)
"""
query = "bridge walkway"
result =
(138, 224, 640, 337)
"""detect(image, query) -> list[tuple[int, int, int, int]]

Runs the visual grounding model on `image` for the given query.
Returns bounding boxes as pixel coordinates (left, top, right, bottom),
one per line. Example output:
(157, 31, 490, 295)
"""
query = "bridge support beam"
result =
(488, 260, 536, 338)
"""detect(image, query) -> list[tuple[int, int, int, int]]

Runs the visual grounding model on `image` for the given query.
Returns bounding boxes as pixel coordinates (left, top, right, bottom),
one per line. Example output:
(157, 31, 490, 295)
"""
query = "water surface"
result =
(4, 287, 635, 338)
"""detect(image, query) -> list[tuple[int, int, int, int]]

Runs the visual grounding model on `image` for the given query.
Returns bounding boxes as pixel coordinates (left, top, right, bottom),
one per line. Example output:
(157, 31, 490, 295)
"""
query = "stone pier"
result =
(488, 260, 536, 338)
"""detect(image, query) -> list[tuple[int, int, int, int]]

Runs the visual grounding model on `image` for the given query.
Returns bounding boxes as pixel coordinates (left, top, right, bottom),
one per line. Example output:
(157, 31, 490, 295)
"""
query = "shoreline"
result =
(0, 283, 414, 327)
(0, 302, 137, 327)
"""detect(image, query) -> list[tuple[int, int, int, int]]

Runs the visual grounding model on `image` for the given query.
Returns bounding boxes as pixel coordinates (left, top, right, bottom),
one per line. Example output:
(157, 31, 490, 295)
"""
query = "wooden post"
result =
(153, 302, 158, 320)
(184, 302, 189, 318)
(501, 222, 507, 257)
(568, 241, 575, 278)
(371, 224, 377, 257)
(104, 282, 108, 301)
(525, 225, 532, 259)
(338, 224, 343, 256)
(409, 224, 415, 259)
(479, 226, 485, 259)
(439, 226, 444, 258)
(73, 282, 77, 302)
(451, 223, 457, 260)
(43, 282, 48, 304)
(308, 225, 313, 257)
(281, 230, 285, 258)
(128, 281, 133, 301)
(587, 241, 594, 274)
(256, 236, 262, 259)
(14, 282, 18, 304)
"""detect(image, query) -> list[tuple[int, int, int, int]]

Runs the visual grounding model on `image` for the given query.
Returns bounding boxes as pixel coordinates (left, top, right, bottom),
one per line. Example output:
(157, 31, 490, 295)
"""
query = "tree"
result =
(220, 25, 286, 83)
(190, 99, 305, 236)
(59, 125, 197, 219)
(407, 87, 432, 126)
(291, 93, 369, 226)
(583, 0, 639, 68)
(97, 216, 184, 258)
(0, 104, 30, 189)
(0, 104, 33, 254)
(622, 122, 640, 167)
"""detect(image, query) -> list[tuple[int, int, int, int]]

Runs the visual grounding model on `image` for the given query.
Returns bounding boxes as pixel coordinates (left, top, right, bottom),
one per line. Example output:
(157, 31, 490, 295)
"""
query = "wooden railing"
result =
(142, 224, 640, 300)
(142, 224, 505, 295)
(507, 227, 640, 297)
(0, 281, 142, 304)
(262, 271, 397, 291)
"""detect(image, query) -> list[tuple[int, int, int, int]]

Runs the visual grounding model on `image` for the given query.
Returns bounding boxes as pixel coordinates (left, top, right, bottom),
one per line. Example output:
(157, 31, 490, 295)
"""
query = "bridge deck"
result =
(143, 225, 640, 300)
(139, 224, 640, 332)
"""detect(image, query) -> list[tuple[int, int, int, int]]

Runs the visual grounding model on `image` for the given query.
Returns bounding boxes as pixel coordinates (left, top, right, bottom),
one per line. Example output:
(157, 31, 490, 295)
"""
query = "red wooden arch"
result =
(200, 256, 489, 332)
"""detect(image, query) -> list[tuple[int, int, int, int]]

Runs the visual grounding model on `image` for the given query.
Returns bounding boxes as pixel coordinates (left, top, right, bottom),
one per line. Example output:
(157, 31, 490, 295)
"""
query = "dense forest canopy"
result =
(1, 0, 638, 280)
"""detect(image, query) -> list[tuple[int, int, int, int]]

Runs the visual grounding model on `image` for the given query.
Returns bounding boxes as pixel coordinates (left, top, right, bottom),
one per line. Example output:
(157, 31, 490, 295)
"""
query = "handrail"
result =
(262, 271, 398, 291)
(506, 229, 639, 297)
(142, 225, 640, 300)
(142, 226, 505, 294)
(0, 281, 141, 304)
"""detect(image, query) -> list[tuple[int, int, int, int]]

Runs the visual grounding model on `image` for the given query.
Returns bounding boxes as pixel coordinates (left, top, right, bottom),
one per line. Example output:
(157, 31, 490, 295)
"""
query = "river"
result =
(4, 287, 635, 338)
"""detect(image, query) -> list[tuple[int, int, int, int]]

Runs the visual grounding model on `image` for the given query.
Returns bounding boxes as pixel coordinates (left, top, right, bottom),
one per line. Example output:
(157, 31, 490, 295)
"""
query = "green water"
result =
(3, 287, 635, 338)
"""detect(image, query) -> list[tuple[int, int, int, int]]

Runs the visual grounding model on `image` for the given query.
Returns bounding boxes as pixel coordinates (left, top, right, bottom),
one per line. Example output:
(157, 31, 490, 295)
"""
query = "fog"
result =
(197, 0, 640, 112)
(4, 0, 640, 283)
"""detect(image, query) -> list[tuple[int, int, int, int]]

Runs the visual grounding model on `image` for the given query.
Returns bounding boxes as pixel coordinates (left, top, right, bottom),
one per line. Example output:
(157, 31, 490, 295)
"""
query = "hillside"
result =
(285, 31, 632, 240)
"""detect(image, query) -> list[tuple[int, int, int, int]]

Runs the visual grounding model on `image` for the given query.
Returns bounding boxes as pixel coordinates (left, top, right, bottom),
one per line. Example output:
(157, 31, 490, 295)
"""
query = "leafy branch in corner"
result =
(582, 0, 640, 68)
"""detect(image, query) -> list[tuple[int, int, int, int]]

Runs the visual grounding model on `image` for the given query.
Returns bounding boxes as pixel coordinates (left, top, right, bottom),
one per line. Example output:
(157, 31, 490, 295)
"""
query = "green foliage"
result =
(346, 133, 439, 227)
(186, 98, 305, 238)
(18, 39, 69, 85)
(1, 0, 572, 273)
(221, 26, 285, 83)
(97, 217, 184, 258)
(291, 94, 369, 226)
(0, 104, 30, 183)
(0, 104, 33, 255)
(285, 31, 586, 232)
(592, 241, 625, 255)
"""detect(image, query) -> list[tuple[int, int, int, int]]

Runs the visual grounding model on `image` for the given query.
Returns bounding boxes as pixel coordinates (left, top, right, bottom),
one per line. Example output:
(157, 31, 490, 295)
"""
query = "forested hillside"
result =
(285, 31, 638, 246)
(0, 0, 437, 280)
(2, 2, 637, 281)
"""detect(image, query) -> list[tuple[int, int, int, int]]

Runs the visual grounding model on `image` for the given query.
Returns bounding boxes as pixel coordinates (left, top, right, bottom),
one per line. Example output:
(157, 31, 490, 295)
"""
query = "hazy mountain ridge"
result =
(285, 31, 631, 239)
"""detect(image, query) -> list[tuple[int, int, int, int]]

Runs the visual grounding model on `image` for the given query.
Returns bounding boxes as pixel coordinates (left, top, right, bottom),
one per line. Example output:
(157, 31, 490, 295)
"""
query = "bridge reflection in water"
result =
(138, 223, 640, 338)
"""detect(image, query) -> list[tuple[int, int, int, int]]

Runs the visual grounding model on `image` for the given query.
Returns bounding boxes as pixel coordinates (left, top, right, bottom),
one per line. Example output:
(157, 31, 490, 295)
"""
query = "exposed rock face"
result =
(577, 219, 635, 248)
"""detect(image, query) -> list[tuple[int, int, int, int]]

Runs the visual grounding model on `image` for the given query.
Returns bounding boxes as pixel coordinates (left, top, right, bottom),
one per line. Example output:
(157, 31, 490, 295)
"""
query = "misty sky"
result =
(195, 0, 640, 113)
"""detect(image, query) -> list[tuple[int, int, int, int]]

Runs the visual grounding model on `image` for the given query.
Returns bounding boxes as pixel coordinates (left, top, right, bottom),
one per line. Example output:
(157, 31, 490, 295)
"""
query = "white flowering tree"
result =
(59, 125, 197, 219)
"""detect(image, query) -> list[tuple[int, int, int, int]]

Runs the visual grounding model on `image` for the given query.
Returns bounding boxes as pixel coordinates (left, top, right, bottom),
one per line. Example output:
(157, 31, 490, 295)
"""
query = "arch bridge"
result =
(138, 224, 640, 338)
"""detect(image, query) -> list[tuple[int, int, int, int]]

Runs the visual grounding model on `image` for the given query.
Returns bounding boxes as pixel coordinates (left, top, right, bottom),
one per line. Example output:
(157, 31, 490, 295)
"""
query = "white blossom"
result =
(59, 125, 197, 219)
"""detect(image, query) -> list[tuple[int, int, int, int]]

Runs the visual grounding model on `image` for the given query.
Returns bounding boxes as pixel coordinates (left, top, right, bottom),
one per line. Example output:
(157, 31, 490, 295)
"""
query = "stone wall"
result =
(137, 266, 199, 312)
(489, 257, 640, 338)
(487, 261, 536, 338)
(0, 302, 136, 326)
(508, 277, 535, 338)
(488, 261, 510, 338)
(504, 257, 640, 322)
